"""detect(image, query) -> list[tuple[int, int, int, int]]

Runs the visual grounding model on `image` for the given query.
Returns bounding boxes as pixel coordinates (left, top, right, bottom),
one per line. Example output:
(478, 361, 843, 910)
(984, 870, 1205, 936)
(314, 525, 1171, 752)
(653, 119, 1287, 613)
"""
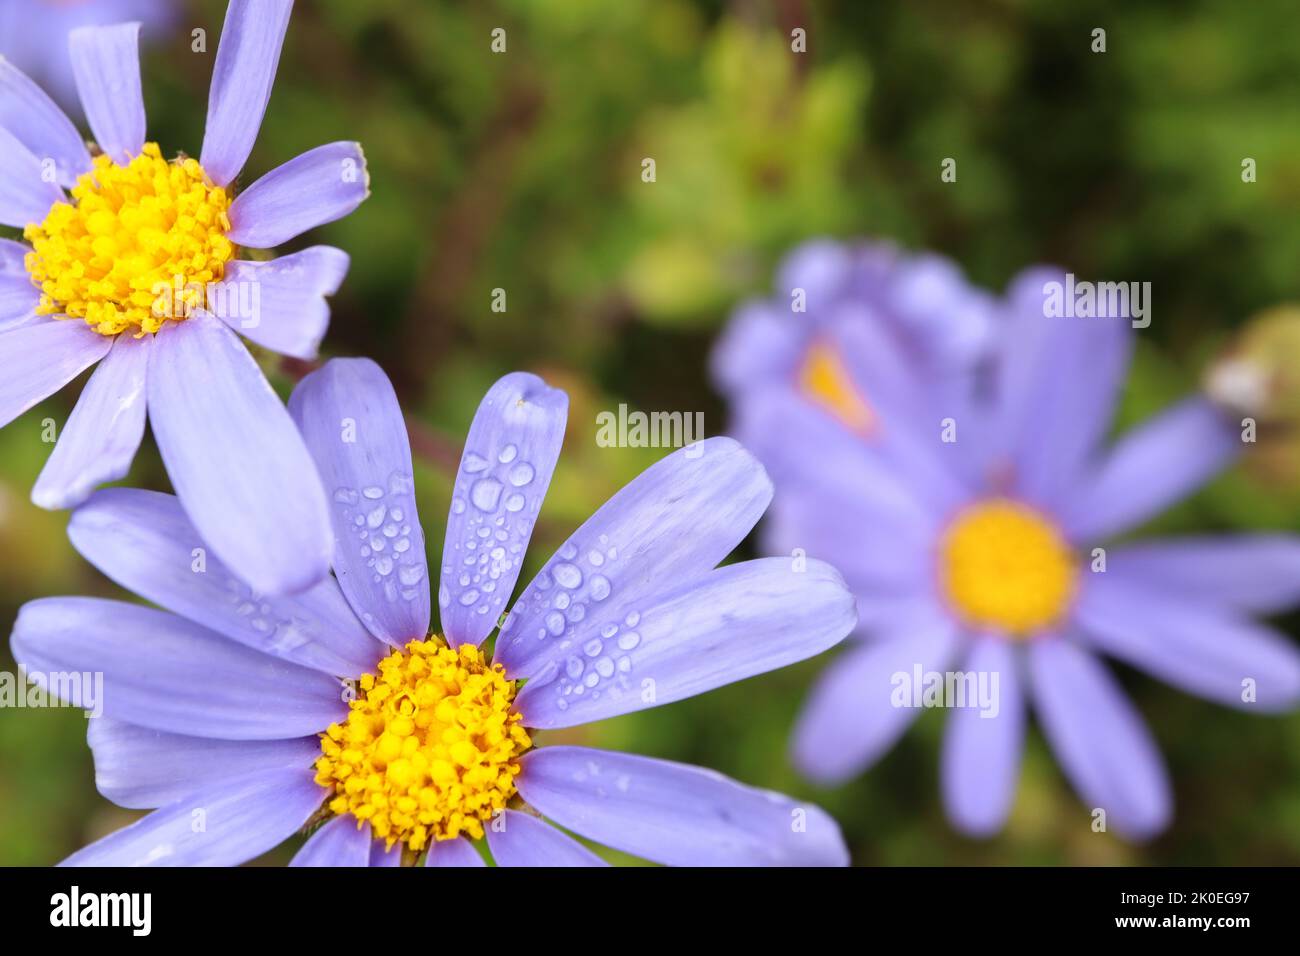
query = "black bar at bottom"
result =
(0, 865, 1288, 940)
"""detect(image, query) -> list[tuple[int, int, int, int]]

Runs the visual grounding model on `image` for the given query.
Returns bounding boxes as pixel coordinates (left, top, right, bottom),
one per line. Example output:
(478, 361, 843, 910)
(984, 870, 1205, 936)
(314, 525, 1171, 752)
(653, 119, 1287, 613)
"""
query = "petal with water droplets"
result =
(289, 358, 430, 646)
(514, 557, 855, 729)
(12, 597, 345, 740)
(68, 488, 385, 677)
(439, 372, 568, 648)
(495, 436, 771, 681)
(518, 746, 848, 866)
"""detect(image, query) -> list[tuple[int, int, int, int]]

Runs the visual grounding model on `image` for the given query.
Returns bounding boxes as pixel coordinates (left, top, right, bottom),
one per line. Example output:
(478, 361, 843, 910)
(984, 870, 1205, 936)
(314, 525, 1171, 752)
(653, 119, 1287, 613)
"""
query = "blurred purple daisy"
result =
(717, 257, 1300, 840)
(0, 0, 178, 111)
(0, 0, 369, 594)
(712, 238, 996, 440)
(12, 358, 855, 866)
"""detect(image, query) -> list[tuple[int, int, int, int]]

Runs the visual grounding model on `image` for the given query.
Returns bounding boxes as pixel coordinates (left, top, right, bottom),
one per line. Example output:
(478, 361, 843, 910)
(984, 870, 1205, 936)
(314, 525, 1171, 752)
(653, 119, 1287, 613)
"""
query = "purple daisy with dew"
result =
(11, 358, 856, 866)
(0, 0, 179, 111)
(0, 0, 369, 595)
(716, 252, 1300, 840)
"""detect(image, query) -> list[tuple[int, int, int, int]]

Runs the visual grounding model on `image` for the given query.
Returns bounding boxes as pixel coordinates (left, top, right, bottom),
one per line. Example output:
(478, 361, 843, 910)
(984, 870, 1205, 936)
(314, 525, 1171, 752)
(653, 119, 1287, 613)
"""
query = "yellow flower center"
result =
(23, 142, 235, 336)
(938, 498, 1077, 637)
(314, 638, 531, 852)
(798, 340, 875, 434)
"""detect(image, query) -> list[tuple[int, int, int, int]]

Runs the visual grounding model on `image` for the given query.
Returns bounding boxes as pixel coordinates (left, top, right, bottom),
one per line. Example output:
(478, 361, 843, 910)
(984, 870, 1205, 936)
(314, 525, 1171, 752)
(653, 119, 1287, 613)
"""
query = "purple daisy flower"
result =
(0, 0, 178, 111)
(0, 0, 369, 595)
(717, 261, 1300, 840)
(11, 358, 855, 866)
(712, 238, 996, 432)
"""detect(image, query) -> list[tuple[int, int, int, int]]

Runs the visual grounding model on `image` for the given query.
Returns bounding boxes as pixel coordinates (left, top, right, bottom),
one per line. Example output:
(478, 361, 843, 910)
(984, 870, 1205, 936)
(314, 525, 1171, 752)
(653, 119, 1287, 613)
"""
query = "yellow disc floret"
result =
(798, 340, 876, 435)
(315, 638, 531, 852)
(939, 498, 1077, 637)
(23, 142, 234, 336)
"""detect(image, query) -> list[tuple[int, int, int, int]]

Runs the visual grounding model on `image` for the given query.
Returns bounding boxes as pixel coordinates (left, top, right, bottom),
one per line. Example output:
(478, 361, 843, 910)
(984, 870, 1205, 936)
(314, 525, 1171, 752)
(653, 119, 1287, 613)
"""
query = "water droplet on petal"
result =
(471, 478, 503, 511)
(553, 563, 582, 589)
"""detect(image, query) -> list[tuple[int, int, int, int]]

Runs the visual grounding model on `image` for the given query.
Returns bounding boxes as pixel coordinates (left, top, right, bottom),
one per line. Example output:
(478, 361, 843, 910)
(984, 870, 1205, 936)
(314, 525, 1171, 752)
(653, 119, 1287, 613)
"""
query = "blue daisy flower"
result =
(716, 252, 1300, 840)
(0, 0, 369, 595)
(12, 358, 855, 866)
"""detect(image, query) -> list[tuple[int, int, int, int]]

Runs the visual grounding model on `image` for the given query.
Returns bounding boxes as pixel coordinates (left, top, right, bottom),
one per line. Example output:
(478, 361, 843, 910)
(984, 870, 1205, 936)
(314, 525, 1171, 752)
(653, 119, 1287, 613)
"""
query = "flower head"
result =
(24, 142, 236, 335)
(717, 250, 1300, 840)
(13, 359, 855, 866)
(712, 238, 996, 432)
(315, 639, 532, 849)
(0, 0, 369, 596)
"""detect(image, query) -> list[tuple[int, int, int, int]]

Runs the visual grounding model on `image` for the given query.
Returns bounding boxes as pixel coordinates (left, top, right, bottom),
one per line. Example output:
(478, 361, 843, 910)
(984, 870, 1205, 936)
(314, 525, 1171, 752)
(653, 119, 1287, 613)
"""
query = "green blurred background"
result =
(3, 0, 1300, 865)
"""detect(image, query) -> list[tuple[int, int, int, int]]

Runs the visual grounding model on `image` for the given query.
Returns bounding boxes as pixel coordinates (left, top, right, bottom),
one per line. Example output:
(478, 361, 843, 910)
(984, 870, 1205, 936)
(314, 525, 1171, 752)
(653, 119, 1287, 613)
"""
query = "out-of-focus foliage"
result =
(618, 20, 869, 323)
(2, 0, 1299, 866)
